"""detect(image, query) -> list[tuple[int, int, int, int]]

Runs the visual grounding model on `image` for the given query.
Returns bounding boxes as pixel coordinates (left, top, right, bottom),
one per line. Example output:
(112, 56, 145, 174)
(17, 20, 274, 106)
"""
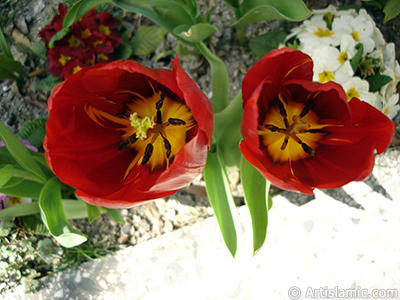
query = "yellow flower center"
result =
(68, 35, 81, 47)
(92, 39, 103, 48)
(346, 88, 360, 101)
(73, 65, 83, 74)
(258, 98, 326, 164)
(318, 71, 335, 83)
(99, 24, 111, 35)
(352, 31, 360, 42)
(337, 51, 348, 65)
(85, 84, 196, 174)
(97, 53, 109, 61)
(58, 54, 71, 66)
(314, 27, 334, 38)
(81, 28, 92, 37)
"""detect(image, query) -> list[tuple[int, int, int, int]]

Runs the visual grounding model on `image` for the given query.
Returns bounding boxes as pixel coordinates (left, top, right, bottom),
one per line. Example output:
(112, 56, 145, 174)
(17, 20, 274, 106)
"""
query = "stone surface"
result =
(2, 149, 399, 300)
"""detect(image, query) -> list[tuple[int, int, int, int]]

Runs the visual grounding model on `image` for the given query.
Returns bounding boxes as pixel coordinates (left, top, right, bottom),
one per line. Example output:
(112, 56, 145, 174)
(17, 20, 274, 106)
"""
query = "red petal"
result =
(292, 137, 376, 189)
(242, 48, 313, 102)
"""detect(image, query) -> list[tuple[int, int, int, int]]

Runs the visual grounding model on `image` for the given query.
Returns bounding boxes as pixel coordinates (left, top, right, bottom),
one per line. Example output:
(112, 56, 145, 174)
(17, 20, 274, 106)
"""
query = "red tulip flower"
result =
(240, 48, 395, 194)
(44, 59, 213, 208)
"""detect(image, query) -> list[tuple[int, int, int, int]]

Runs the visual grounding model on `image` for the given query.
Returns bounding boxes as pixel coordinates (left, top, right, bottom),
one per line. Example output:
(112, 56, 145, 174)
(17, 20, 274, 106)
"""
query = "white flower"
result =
(359, 9, 385, 49)
(303, 46, 341, 83)
(333, 10, 375, 54)
(313, 4, 357, 18)
(296, 15, 342, 48)
(381, 93, 400, 119)
(342, 77, 377, 106)
(332, 35, 357, 84)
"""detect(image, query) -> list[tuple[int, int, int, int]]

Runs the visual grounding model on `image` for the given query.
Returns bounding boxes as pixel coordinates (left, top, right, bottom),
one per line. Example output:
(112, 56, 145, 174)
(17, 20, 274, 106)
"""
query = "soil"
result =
(0, 0, 399, 294)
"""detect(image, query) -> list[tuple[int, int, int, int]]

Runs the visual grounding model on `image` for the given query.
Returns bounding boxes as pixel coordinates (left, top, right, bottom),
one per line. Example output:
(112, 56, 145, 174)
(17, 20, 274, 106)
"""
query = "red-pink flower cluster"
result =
(39, 4, 122, 80)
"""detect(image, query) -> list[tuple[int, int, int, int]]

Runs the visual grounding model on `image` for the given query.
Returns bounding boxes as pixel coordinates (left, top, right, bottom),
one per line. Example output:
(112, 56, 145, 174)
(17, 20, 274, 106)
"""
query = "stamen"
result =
(265, 124, 285, 133)
(162, 135, 172, 158)
(281, 137, 289, 150)
(291, 135, 316, 156)
(142, 143, 154, 164)
(118, 134, 138, 150)
(168, 118, 186, 125)
(284, 117, 290, 128)
(156, 110, 162, 124)
(156, 90, 166, 110)
(117, 112, 130, 118)
(307, 128, 326, 134)
(276, 99, 287, 118)
(300, 101, 313, 118)
(301, 143, 315, 156)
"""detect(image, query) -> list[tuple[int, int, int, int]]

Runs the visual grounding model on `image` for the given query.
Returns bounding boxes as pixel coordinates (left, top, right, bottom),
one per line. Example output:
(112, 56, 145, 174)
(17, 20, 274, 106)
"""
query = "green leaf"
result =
(17, 118, 47, 148)
(250, 30, 287, 59)
(104, 208, 125, 224)
(203, 150, 238, 257)
(0, 176, 24, 189)
(21, 214, 50, 236)
(39, 178, 87, 248)
(240, 156, 270, 255)
(350, 43, 364, 73)
(0, 202, 40, 218)
(0, 165, 13, 188)
(30, 41, 47, 60)
(232, 0, 312, 28)
(63, 0, 112, 28)
(365, 74, 393, 92)
(37, 75, 62, 93)
(0, 26, 13, 59)
(222, 0, 240, 9)
(112, 0, 194, 45)
(174, 23, 218, 43)
(0, 120, 47, 182)
(87, 204, 101, 223)
(130, 25, 166, 56)
(0, 179, 44, 199)
(383, 0, 400, 23)
(0, 55, 26, 82)
(113, 42, 133, 59)
(48, 27, 71, 48)
(63, 199, 89, 219)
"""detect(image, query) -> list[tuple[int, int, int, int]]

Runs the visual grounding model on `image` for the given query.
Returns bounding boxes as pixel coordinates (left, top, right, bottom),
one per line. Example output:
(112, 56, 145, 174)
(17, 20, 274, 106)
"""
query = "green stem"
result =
(196, 41, 229, 113)
(231, 2, 245, 45)
(214, 91, 243, 169)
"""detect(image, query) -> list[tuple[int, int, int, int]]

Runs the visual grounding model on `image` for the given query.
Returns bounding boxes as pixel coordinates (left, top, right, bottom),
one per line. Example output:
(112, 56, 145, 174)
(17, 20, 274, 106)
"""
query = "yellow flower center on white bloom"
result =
(337, 51, 348, 65)
(318, 71, 335, 83)
(352, 31, 360, 42)
(314, 28, 334, 38)
(346, 88, 360, 101)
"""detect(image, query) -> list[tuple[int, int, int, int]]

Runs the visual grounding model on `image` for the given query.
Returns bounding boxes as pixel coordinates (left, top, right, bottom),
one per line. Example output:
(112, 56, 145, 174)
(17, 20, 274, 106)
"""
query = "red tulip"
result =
(240, 48, 395, 194)
(44, 59, 213, 208)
